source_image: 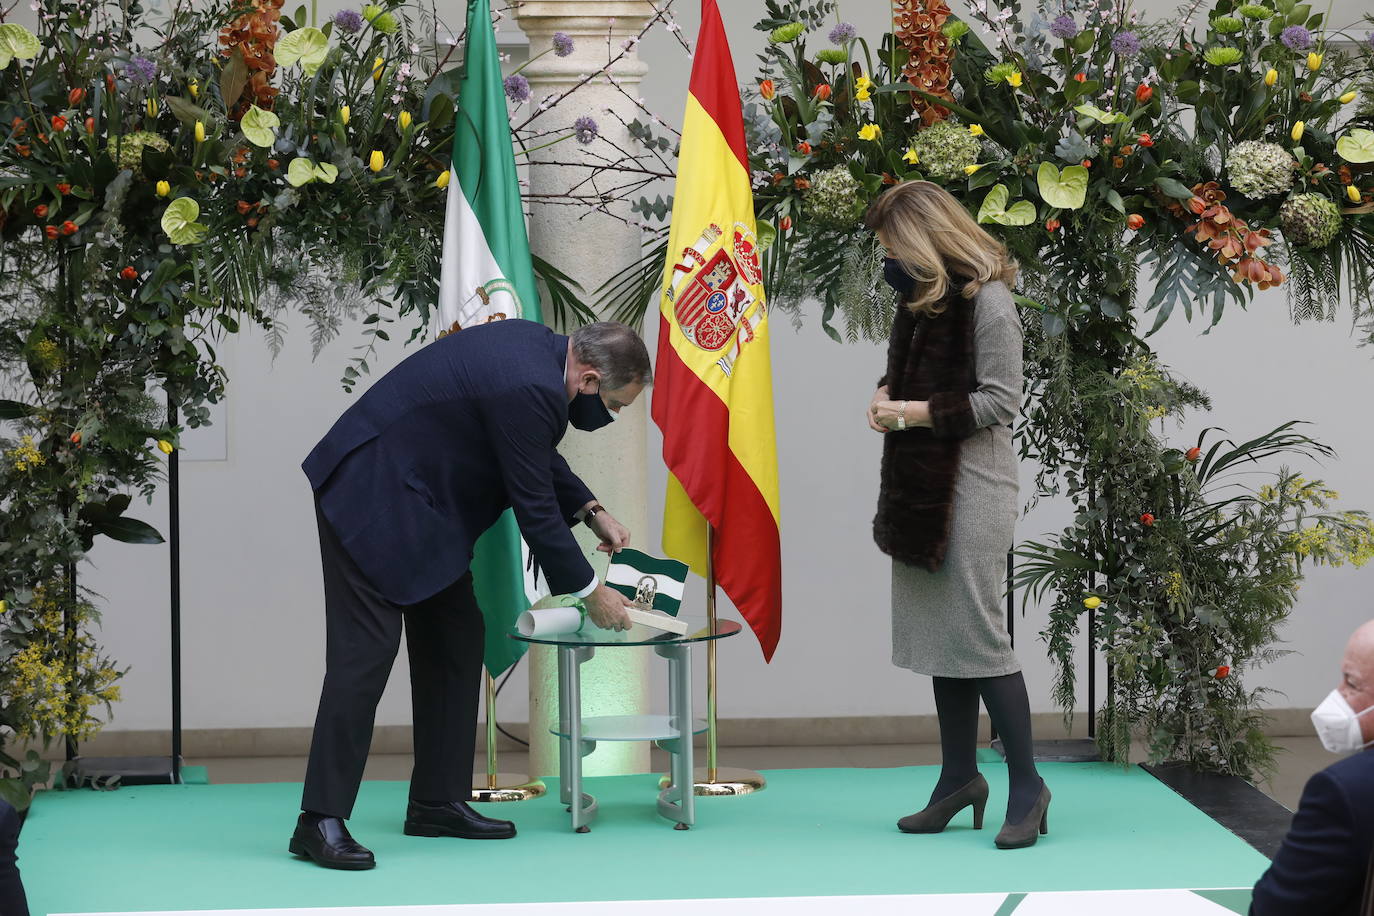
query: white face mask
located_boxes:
[1311,689,1374,754]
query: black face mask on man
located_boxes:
[883,257,917,301]
[569,390,615,432]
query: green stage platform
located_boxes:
[20,763,1272,914]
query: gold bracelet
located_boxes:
[897,401,907,431]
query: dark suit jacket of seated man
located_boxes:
[292,318,646,869]
[1250,750,1374,915]
[0,799,29,916]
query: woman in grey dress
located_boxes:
[863,181,1050,849]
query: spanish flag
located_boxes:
[653,0,782,660]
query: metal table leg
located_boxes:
[563,645,598,832]
[655,642,695,829]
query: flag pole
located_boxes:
[687,526,766,797]
[470,669,546,803]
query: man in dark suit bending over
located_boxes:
[290,319,649,870]
[1251,619,1374,914]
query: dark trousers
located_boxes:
[302,503,485,819]
[0,800,29,916]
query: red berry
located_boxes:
[119,266,138,281]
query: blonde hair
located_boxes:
[864,180,1018,317]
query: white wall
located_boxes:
[71,0,1374,737]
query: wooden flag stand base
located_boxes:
[471,670,546,803]
[660,529,767,798]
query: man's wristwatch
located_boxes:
[582,504,605,528]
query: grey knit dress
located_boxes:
[891,281,1023,678]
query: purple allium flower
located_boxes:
[1050,14,1080,39]
[552,31,574,57]
[332,9,364,33]
[503,73,531,103]
[828,21,857,44]
[573,115,598,144]
[1280,25,1312,50]
[1110,31,1141,57]
[125,56,157,85]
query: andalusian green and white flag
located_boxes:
[438,0,544,678]
[605,550,689,617]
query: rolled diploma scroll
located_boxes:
[516,600,585,637]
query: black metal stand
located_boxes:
[71,396,184,786]
[991,547,1100,763]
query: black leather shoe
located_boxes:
[288,813,376,870]
[404,799,517,839]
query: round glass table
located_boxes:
[511,617,742,832]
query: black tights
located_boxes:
[929,672,1042,824]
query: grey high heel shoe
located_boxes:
[994,782,1051,849]
[897,774,989,833]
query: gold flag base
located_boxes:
[470,774,547,803]
[659,766,767,796]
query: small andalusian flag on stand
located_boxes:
[605,549,689,616]
[437,0,543,678]
[652,0,782,660]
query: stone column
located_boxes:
[514,1,657,778]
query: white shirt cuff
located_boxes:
[572,576,598,599]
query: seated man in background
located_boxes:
[1251,619,1374,915]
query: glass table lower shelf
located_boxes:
[549,715,708,743]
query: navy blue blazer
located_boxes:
[303,320,596,606]
[1251,749,1374,915]
[0,799,28,916]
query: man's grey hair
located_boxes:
[570,321,653,391]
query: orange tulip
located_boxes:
[1045,218,1061,232]
[1127,213,1145,230]
[1135,84,1153,103]
[759,79,776,100]
[813,83,832,100]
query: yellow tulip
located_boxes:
[157,440,174,455]
[855,85,871,101]
[341,105,351,125]
[146,97,158,117]
[855,74,873,91]
[902,147,919,165]
[369,150,385,172]
[969,123,984,136]
[1264,68,1277,87]
[857,123,881,141]
[1007,71,1023,88]
[194,120,205,143]
[1307,52,1322,72]
[399,110,413,130]
[372,56,385,81]
[1083,596,1102,610]
[188,80,199,98]
[1349,185,1363,203]
[156,180,170,197]
[1340,90,1357,104]
[964,164,983,175]
[435,169,451,189]
[1291,120,1304,142]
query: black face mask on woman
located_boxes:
[882,257,917,301]
[568,390,615,431]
